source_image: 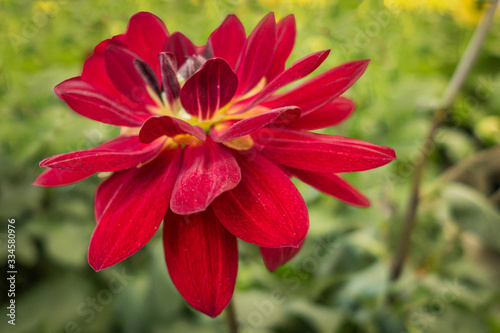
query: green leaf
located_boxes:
[443,183,500,251]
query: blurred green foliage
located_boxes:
[1,0,500,332]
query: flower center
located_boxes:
[132,55,268,149]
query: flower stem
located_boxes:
[225,300,239,333]
[389,0,499,282]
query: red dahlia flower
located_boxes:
[35,12,395,317]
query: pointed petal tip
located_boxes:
[33,168,95,187]
[265,265,279,273]
[200,304,228,318]
[88,249,125,272]
[359,200,371,208]
[88,259,106,272]
[389,148,397,159]
[263,11,276,27]
[359,58,371,68]
[32,179,46,187]
[260,242,304,272]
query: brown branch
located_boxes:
[225,300,239,333]
[389,0,499,282]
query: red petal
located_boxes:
[264,59,370,112]
[55,78,149,127]
[93,38,113,55]
[89,147,181,271]
[122,12,169,75]
[171,139,241,214]
[33,168,94,187]
[259,241,303,272]
[80,54,150,114]
[139,115,206,143]
[285,97,355,130]
[94,171,122,222]
[105,45,156,106]
[253,129,396,173]
[163,208,238,318]
[39,136,164,172]
[234,13,276,96]
[212,152,309,248]
[236,50,330,114]
[207,14,246,69]
[133,59,161,98]
[211,106,300,143]
[163,32,197,68]
[180,58,238,120]
[159,52,181,105]
[265,14,296,82]
[288,168,370,207]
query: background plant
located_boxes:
[1,0,499,332]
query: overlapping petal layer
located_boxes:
[180,58,238,120]
[212,152,309,248]
[235,13,277,96]
[170,138,241,215]
[253,129,396,173]
[264,59,370,112]
[139,115,206,143]
[211,106,301,143]
[40,136,165,172]
[89,147,181,271]
[55,78,149,127]
[207,15,246,69]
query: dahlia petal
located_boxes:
[207,14,246,69]
[163,32,197,68]
[253,129,396,173]
[163,208,238,318]
[264,59,370,112]
[170,138,241,215]
[80,54,149,113]
[211,106,301,143]
[288,168,370,207]
[265,14,296,82]
[285,97,355,130]
[133,59,161,98]
[33,168,94,187]
[235,12,276,96]
[212,152,309,248]
[94,171,123,222]
[55,78,148,127]
[237,50,330,113]
[105,44,156,106]
[123,12,169,73]
[89,147,181,271]
[159,52,181,105]
[259,241,303,273]
[139,115,206,143]
[93,38,113,55]
[180,58,238,120]
[81,55,119,98]
[39,135,164,172]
